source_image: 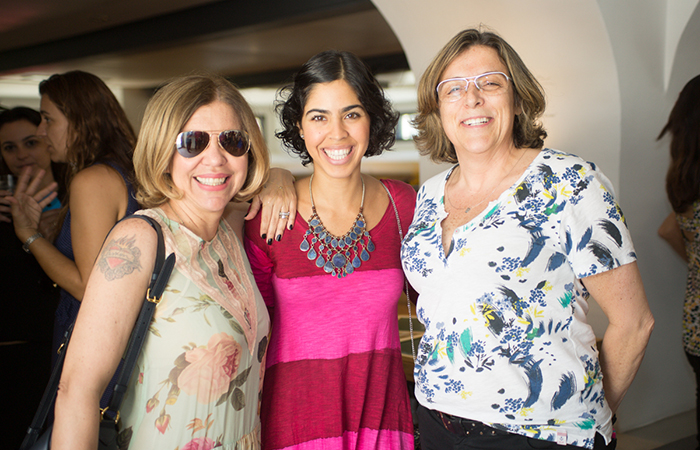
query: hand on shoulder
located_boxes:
[224,202,249,241]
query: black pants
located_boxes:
[686,351,700,450]
[417,404,615,450]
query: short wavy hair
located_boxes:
[275,50,399,166]
[414,28,547,164]
[134,74,269,207]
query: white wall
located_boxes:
[374,0,700,432]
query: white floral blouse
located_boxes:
[401,149,636,448]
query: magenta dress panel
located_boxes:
[245,179,416,450]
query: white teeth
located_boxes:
[324,148,351,160]
[195,177,226,186]
[464,117,489,126]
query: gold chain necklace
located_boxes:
[447,150,527,214]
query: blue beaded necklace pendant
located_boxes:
[299,174,375,278]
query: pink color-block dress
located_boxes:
[245,179,415,450]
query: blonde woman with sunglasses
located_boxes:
[52,74,270,449]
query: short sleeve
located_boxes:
[559,161,637,278]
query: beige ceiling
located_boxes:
[0,0,407,89]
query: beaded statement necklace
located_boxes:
[299,174,375,278]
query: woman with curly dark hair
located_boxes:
[244,50,415,449]
[658,74,700,450]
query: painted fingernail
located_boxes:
[261,234,266,240]
[275,235,281,242]
[289,224,294,230]
[267,238,273,245]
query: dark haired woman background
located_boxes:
[658,74,700,450]
[245,50,415,450]
[0,106,62,448]
[5,71,140,409]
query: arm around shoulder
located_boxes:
[52,217,158,450]
[224,202,249,242]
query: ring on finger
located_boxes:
[279,211,290,219]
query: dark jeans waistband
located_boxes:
[434,409,507,437]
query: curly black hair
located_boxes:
[275,50,399,166]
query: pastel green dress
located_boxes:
[118,208,270,450]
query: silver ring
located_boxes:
[279,211,290,219]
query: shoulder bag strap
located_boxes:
[380,182,416,363]
[20,214,175,449]
[102,214,175,421]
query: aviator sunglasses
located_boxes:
[175,130,250,158]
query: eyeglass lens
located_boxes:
[437,72,509,102]
[176,130,249,158]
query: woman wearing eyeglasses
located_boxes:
[52,74,270,449]
[401,29,653,449]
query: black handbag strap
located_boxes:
[20,214,175,449]
[102,214,175,421]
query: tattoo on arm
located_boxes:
[97,235,142,281]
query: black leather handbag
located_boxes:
[20,215,176,450]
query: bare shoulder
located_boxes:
[224,202,248,241]
[70,165,127,206]
[71,164,126,189]
[95,216,159,281]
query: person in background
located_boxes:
[658,74,700,450]
[401,28,653,449]
[53,73,270,449]
[0,106,62,449]
[245,50,415,450]
[5,71,140,409]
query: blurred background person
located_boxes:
[658,74,700,450]
[0,106,62,449]
[5,71,140,410]
[402,28,653,449]
[53,73,270,449]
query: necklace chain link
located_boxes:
[447,150,527,214]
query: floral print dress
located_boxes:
[118,208,270,450]
[401,149,636,449]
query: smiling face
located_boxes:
[298,79,370,179]
[0,119,52,178]
[169,100,248,217]
[438,45,521,159]
[37,95,71,163]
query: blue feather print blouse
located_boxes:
[401,148,636,448]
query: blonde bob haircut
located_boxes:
[414,28,547,164]
[134,74,269,207]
